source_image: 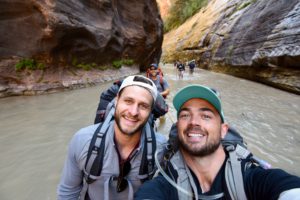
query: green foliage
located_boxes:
[122,59,134,66]
[72,57,78,66]
[97,65,109,70]
[112,59,134,69]
[112,60,123,69]
[72,58,134,71]
[76,63,92,71]
[164,0,209,33]
[15,58,45,71]
[72,57,92,70]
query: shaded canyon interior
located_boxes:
[0,0,299,97]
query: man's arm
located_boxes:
[245,167,300,200]
[57,131,87,200]
[161,88,170,97]
[161,80,170,97]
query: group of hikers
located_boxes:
[174,60,196,79]
[57,63,300,200]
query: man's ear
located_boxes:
[221,123,229,139]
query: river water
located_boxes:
[0,64,299,199]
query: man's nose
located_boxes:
[128,104,139,116]
[189,113,201,125]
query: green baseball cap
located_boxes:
[173,84,225,122]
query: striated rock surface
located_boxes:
[162,0,300,94]
[0,0,163,97]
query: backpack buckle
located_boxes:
[85,174,95,184]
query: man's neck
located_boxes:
[114,127,141,160]
[150,75,158,80]
[181,146,226,193]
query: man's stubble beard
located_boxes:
[115,111,149,136]
[178,125,222,157]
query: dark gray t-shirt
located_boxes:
[151,75,169,93]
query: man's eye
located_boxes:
[179,113,191,119]
[124,99,133,104]
[202,114,212,120]
[140,104,150,110]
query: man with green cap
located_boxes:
[135,84,300,200]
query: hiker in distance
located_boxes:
[177,62,185,79]
[135,84,300,200]
[57,75,167,200]
[147,63,170,99]
[188,60,196,75]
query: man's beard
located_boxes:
[178,126,222,157]
[115,112,148,136]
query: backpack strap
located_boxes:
[139,122,157,181]
[80,107,115,199]
[159,74,165,91]
[225,144,250,200]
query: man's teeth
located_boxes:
[188,133,204,137]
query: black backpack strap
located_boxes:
[84,124,107,183]
[80,107,115,199]
[139,122,157,181]
[80,123,107,199]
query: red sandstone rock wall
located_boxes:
[0,0,163,68]
[0,0,163,97]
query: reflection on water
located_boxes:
[0,64,299,199]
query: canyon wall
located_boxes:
[162,0,300,94]
[0,0,163,97]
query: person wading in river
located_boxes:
[147,63,170,99]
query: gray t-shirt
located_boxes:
[152,75,169,93]
[57,122,167,200]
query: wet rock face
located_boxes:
[211,0,300,94]
[214,0,300,69]
[0,0,163,68]
[162,0,300,94]
[0,0,163,97]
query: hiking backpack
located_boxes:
[82,79,169,198]
[159,123,271,200]
[82,101,158,199]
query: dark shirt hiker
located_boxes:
[147,63,170,99]
[134,84,300,200]
[135,158,300,200]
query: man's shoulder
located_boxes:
[74,123,99,138]
[71,124,100,148]
[158,75,169,86]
